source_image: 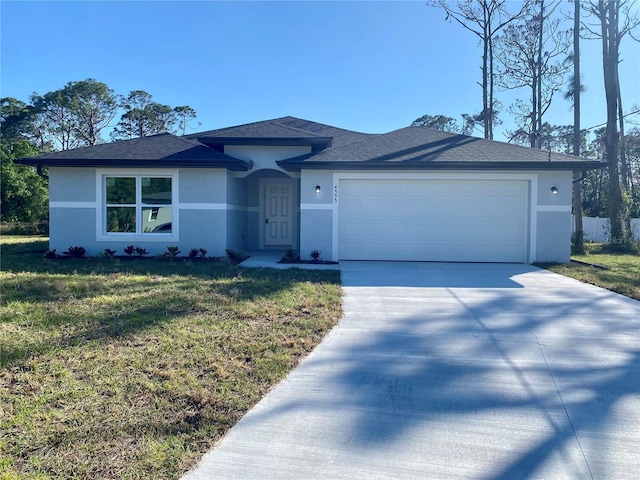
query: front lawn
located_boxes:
[541,244,640,301]
[0,237,342,479]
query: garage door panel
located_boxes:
[339,179,528,263]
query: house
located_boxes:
[16,116,602,263]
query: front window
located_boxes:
[105,176,172,234]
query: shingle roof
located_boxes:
[15,133,251,170]
[278,126,602,171]
[16,117,602,172]
[189,116,375,148]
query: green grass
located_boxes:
[540,243,640,301]
[0,236,342,479]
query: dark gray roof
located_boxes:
[15,133,251,170]
[188,116,375,148]
[16,117,602,172]
[278,126,603,171]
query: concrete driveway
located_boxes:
[183,262,640,480]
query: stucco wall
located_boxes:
[49,168,96,202]
[536,212,571,263]
[179,169,227,204]
[299,170,334,260]
[226,172,248,252]
[299,169,574,264]
[48,167,235,256]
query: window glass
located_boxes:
[142,207,172,233]
[104,175,173,235]
[107,207,136,233]
[142,177,171,205]
[106,177,135,204]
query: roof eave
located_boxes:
[14,158,253,171]
[277,160,606,172]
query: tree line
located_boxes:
[419,0,639,249]
[1,80,198,222]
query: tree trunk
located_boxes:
[482,5,490,139]
[601,0,626,243]
[617,89,632,235]
[573,0,584,254]
[536,1,545,149]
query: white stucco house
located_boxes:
[17,116,602,263]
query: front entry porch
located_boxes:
[242,170,300,252]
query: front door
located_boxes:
[264,182,293,246]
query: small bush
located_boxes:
[283,249,299,261]
[225,249,247,264]
[63,246,86,258]
[124,245,135,256]
[135,247,148,257]
[601,241,640,255]
[188,248,208,259]
[103,248,117,259]
[163,246,181,259]
[44,249,57,259]
[310,249,321,262]
[1,222,49,236]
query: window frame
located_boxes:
[96,169,179,242]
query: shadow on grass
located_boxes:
[1,239,340,369]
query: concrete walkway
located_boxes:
[239,250,339,270]
[183,261,640,480]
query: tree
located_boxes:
[29,79,121,150]
[0,97,37,143]
[495,0,571,149]
[0,140,48,222]
[111,91,196,140]
[174,106,198,135]
[429,0,529,139]
[30,89,78,151]
[411,114,461,133]
[64,79,121,146]
[583,0,639,244]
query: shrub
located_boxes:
[188,248,200,259]
[198,248,207,258]
[134,247,148,257]
[124,245,135,256]
[44,249,57,259]
[103,248,117,259]
[310,249,321,262]
[163,246,181,259]
[63,246,86,258]
[283,249,299,262]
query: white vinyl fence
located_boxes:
[572,216,640,242]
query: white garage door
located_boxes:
[339,179,529,263]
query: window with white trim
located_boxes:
[104,176,173,234]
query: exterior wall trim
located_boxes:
[537,205,572,212]
[180,203,247,211]
[50,201,97,209]
[300,203,333,210]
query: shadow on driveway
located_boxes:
[184,262,640,480]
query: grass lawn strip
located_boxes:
[540,245,639,301]
[1,237,342,479]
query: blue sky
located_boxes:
[1,1,638,142]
